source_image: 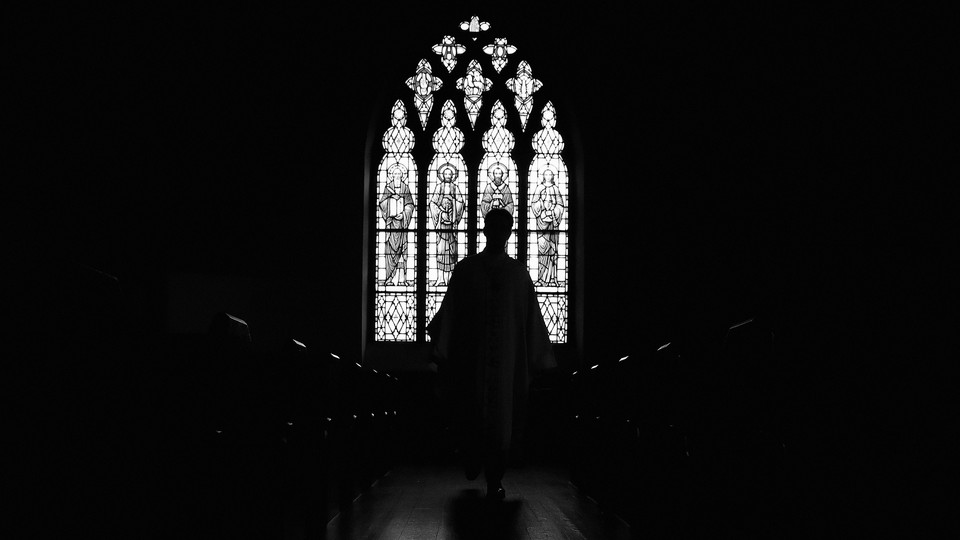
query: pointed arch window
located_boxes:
[365,15,578,348]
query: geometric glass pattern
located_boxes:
[537,294,568,344]
[375,100,418,341]
[432,35,466,73]
[476,100,519,258]
[371,16,571,343]
[460,15,491,42]
[427,100,467,299]
[456,59,493,130]
[528,102,568,342]
[505,61,542,132]
[483,37,517,73]
[375,293,417,342]
[406,59,443,131]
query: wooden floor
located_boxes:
[323,463,630,540]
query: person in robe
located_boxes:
[427,208,557,500]
[378,163,415,286]
[480,163,515,218]
[530,168,565,286]
[429,164,465,286]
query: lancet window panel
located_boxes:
[476,99,520,258]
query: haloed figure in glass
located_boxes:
[480,163,515,218]
[380,164,415,286]
[531,168,564,286]
[430,164,465,286]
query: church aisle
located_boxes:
[325,462,629,540]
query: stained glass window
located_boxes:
[369,16,574,344]
[375,101,418,341]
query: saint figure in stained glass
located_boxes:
[430,163,465,286]
[379,163,416,286]
[531,167,565,286]
[480,163,515,217]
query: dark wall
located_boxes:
[16,2,946,533]
[20,3,932,369]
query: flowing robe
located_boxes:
[427,251,556,454]
[378,180,415,283]
[531,182,565,285]
[430,182,465,273]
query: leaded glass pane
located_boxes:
[432,35,466,72]
[482,38,517,73]
[424,293,445,341]
[528,103,569,343]
[427,100,467,290]
[375,101,418,341]
[370,17,574,346]
[536,294,568,343]
[375,293,417,342]
[476,100,519,258]
[406,60,443,131]
[456,60,493,130]
[459,15,490,41]
[505,61,542,132]
[427,230,467,289]
[527,231,568,290]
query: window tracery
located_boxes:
[369,16,574,344]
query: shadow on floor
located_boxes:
[448,489,525,540]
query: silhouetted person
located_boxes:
[427,208,556,500]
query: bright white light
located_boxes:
[292,339,305,348]
[325,417,332,422]
[729,318,754,330]
[286,422,293,426]
[657,342,671,351]
[571,371,578,376]
[590,364,599,370]
[330,353,340,359]
[355,362,362,368]
[619,355,629,362]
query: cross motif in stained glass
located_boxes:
[455,60,493,130]
[459,15,490,41]
[406,60,443,131]
[505,61,543,132]
[432,35,466,73]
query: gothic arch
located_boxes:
[362,15,583,367]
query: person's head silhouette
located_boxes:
[483,208,513,252]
